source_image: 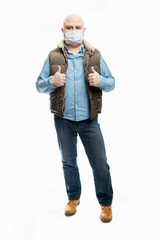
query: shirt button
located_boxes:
[75,81,77,83]
[75,70,77,72]
[75,93,77,95]
[76,104,78,107]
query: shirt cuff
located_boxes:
[49,76,58,90]
[98,76,108,90]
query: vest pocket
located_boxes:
[95,97,102,111]
[50,95,59,113]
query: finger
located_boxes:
[89,80,93,84]
[61,75,66,80]
[61,78,66,83]
[60,79,66,84]
[88,76,94,80]
[57,65,61,73]
[88,73,94,77]
[91,66,96,73]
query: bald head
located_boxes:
[63,14,84,29]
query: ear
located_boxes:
[83,27,86,37]
[61,28,65,38]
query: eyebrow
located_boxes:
[65,25,82,28]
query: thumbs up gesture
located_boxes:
[88,66,101,87]
[51,65,66,87]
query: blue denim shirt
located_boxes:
[36,44,115,121]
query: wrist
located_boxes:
[50,76,55,85]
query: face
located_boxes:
[61,15,86,38]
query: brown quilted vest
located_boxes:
[49,40,102,120]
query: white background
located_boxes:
[0,0,160,239]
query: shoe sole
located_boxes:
[100,216,112,223]
[65,202,80,216]
[65,211,76,216]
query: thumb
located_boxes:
[91,66,96,73]
[57,65,61,73]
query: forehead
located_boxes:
[63,16,83,27]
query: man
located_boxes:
[36,13,115,223]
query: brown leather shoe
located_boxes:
[65,200,80,216]
[100,206,112,223]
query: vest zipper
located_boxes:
[62,63,68,116]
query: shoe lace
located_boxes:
[68,200,78,205]
[102,206,111,211]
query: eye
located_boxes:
[66,26,73,30]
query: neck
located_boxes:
[65,42,83,50]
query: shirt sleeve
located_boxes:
[36,56,58,94]
[98,55,115,92]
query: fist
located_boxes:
[88,66,101,87]
[51,66,66,87]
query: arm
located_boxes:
[36,56,57,94]
[98,55,115,92]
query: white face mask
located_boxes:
[64,30,83,45]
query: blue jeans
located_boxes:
[54,114,113,206]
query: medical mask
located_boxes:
[64,30,83,45]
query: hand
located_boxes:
[88,66,101,87]
[51,66,66,87]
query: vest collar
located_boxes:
[57,39,95,54]
[57,40,65,52]
[83,40,95,54]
